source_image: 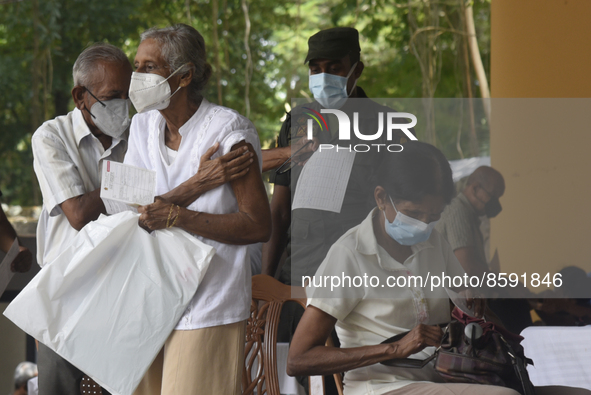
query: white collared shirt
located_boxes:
[124,98,262,330]
[32,108,127,267]
[308,208,466,395]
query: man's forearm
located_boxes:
[60,188,106,231]
[0,215,17,253]
[261,147,290,173]
[262,184,292,277]
[262,228,289,277]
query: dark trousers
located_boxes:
[38,342,111,395]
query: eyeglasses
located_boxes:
[84,88,107,119]
[478,184,496,199]
[275,140,313,175]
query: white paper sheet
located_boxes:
[292,149,355,213]
[100,161,156,214]
[521,326,591,389]
[445,287,477,317]
[0,238,19,297]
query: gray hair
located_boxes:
[73,43,129,88]
[140,24,213,104]
[14,362,37,389]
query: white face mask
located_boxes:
[129,65,186,113]
[308,62,358,109]
[85,90,130,139]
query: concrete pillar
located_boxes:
[490,0,591,278]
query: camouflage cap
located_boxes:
[304,27,361,64]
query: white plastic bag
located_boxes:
[4,211,215,395]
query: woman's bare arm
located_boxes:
[160,143,253,207]
[287,305,443,377]
[139,141,271,244]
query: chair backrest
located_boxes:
[80,375,105,394]
[243,275,343,395]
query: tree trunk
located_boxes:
[465,3,491,123]
[460,0,479,157]
[241,0,252,118]
[222,0,230,67]
[212,0,223,105]
[185,0,192,24]
[31,0,42,205]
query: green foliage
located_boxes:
[0,0,149,205]
[0,0,491,206]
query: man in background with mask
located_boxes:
[435,166,505,277]
[0,190,33,274]
[263,28,412,394]
[263,27,411,284]
[31,42,131,395]
[435,166,536,333]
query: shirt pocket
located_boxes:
[291,216,326,246]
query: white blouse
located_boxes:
[124,98,262,330]
[308,208,466,395]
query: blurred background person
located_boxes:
[0,190,32,273]
[435,166,533,333]
[533,266,591,326]
[12,362,37,395]
[435,166,504,277]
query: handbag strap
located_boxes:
[498,335,537,395]
[381,351,438,368]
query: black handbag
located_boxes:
[381,308,536,395]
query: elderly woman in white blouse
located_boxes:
[124,24,271,395]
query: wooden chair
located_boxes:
[243,274,344,395]
[80,375,105,394]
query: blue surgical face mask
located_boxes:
[308,62,358,109]
[383,196,438,246]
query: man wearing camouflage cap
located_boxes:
[262,27,411,284]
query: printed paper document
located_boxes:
[292,149,355,213]
[100,161,156,214]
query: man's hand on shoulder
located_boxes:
[11,244,33,273]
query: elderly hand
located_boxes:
[194,142,253,189]
[10,245,33,273]
[292,137,319,166]
[390,324,443,358]
[138,197,181,231]
[462,288,487,318]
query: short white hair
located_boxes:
[140,24,212,104]
[14,362,37,389]
[72,43,129,88]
